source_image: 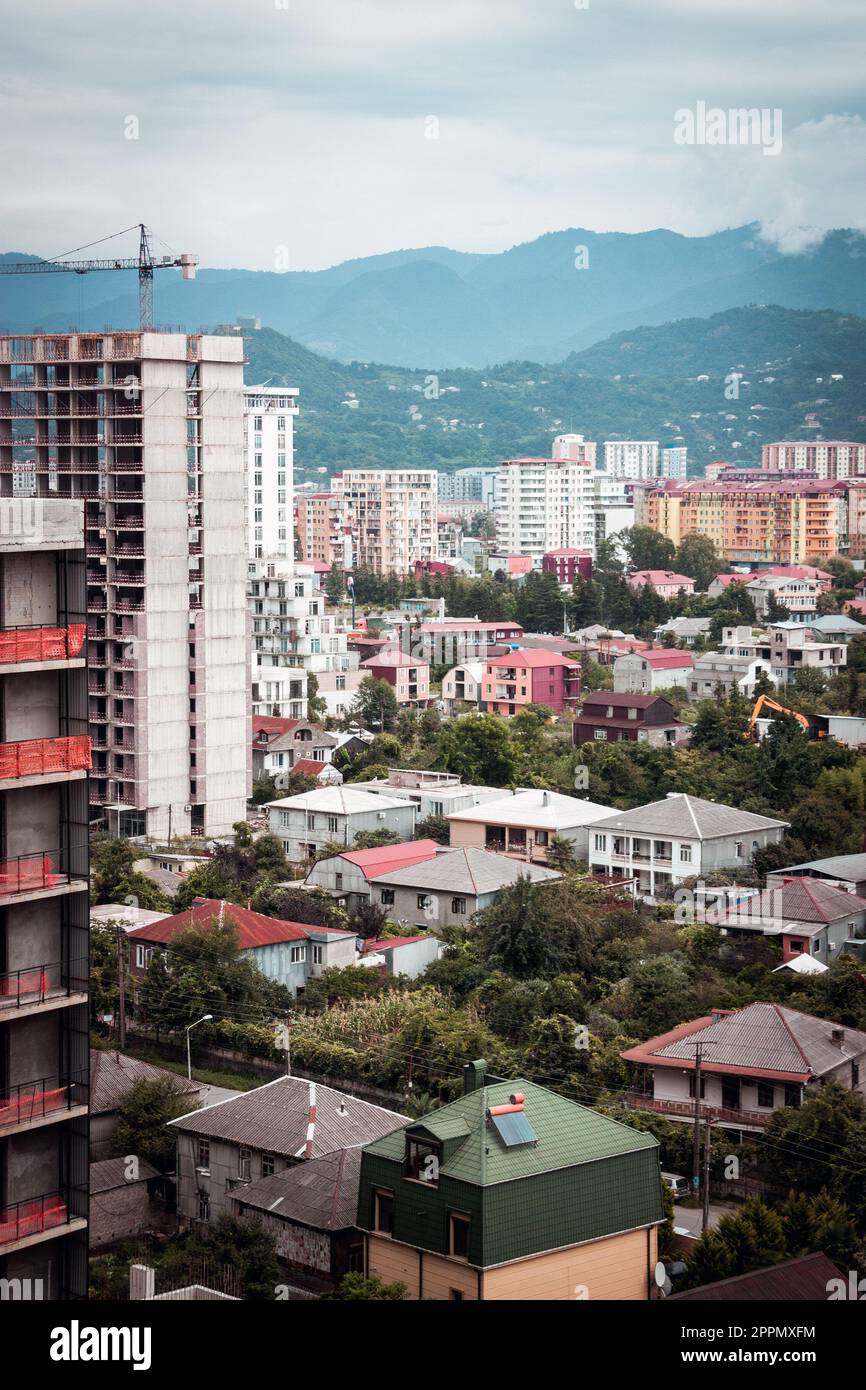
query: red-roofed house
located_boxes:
[252,718,337,783]
[843,598,866,620]
[360,648,430,707]
[622,1002,866,1139]
[626,570,695,599]
[127,899,356,996]
[613,648,694,693]
[573,692,689,748]
[715,876,866,963]
[303,839,441,913]
[480,648,581,715]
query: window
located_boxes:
[449,1288,464,1301]
[312,945,323,965]
[238,1148,252,1180]
[135,944,152,969]
[406,1137,441,1185]
[381,889,395,905]
[335,872,343,890]
[327,816,339,834]
[451,896,467,915]
[374,1189,394,1235]
[853,1062,860,1087]
[757,1081,774,1108]
[687,1074,706,1099]
[593,833,606,852]
[197,1139,210,1170]
[262,1153,276,1177]
[679,845,692,863]
[594,729,607,740]
[448,1212,470,1260]
[735,841,743,859]
[784,1084,801,1109]
[417,894,432,911]
[197,1192,210,1221]
[291,945,306,963]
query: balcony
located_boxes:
[0,1192,86,1254]
[0,1070,88,1136]
[624,1092,773,1129]
[0,846,88,902]
[0,734,91,785]
[0,956,88,1019]
[0,623,86,667]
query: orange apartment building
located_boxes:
[635,478,848,568]
[295,491,345,567]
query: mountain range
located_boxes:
[3,225,866,369]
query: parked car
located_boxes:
[662,1171,690,1201]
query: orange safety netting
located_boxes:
[0,1196,68,1246]
[0,735,91,780]
[0,1086,67,1129]
[0,969,49,997]
[0,856,59,896]
[0,624,87,662]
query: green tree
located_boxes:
[331,1273,407,1300]
[350,899,390,940]
[307,672,328,722]
[623,525,676,573]
[675,533,722,592]
[437,713,519,786]
[475,876,555,979]
[350,676,399,732]
[113,1075,200,1172]
[546,835,579,873]
[414,814,451,844]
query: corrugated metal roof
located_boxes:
[233,1146,362,1231]
[126,899,352,949]
[362,1078,658,1186]
[776,854,866,882]
[593,793,788,840]
[370,847,561,896]
[336,838,440,880]
[669,1252,842,1301]
[90,1156,160,1193]
[169,1076,407,1158]
[90,1049,203,1116]
[447,789,614,830]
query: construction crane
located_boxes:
[0,223,197,330]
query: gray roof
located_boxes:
[90,1156,160,1194]
[655,617,712,635]
[774,854,866,883]
[719,877,866,935]
[649,1003,866,1078]
[233,1145,362,1231]
[447,788,614,830]
[168,1076,407,1159]
[593,793,788,840]
[90,1049,203,1116]
[808,615,866,635]
[370,847,561,895]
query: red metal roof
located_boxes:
[127,899,352,948]
[338,839,440,881]
[293,759,327,776]
[361,648,430,670]
[361,935,431,953]
[641,649,694,668]
[486,648,580,670]
[252,716,300,741]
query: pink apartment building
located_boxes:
[361,648,431,707]
[480,648,581,716]
[627,570,696,600]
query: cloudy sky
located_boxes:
[2,0,865,270]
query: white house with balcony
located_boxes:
[588,793,788,897]
[267,786,417,862]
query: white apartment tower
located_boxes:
[244,384,299,558]
[603,440,660,480]
[0,331,249,840]
[495,440,597,563]
[333,470,437,574]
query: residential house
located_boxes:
[351,768,505,821]
[89,1157,170,1250]
[447,788,615,864]
[480,648,581,715]
[715,876,866,966]
[668,1252,843,1302]
[541,549,592,585]
[622,1002,866,1141]
[357,1062,665,1300]
[170,1076,407,1224]
[416,620,524,665]
[746,574,820,622]
[441,661,485,713]
[688,649,770,700]
[360,936,443,979]
[588,792,788,897]
[768,624,847,686]
[251,717,337,783]
[613,648,694,694]
[267,786,417,862]
[573,693,689,748]
[806,614,866,643]
[369,846,561,932]
[652,616,712,646]
[360,648,430,708]
[232,1146,366,1290]
[767,852,866,899]
[126,899,356,998]
[90,1050,203,1160]
[626,570,695,600]
[304,839,442,915]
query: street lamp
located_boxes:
[186,1014,213,1081]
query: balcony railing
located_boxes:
[0,623,86,664]
[0,1192,72,1248]
[0,956,88,1009]
[624,1091,774,1128]
[0,734,91,780]
[0,1070,88,1132]
[0,847,88,898]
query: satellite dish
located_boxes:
[654,1261,667,1289]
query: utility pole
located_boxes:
[702,1116,713,1233]
[116,921,127,1049]
[685,1040,716,1201]
[285,1013,292,1077]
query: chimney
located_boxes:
[463,1059,488,1094]
[831,1027,845,1047]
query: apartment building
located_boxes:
[0,498,90,1300]
[480,648,581,715]
[295,491,347,567]
[360,648,431,707]
[357,1063,664,1301]
[333,470,437,575]
[0,331,249,840]
[437,467,498,507]
[248,555,356,719]
[603,440,659,479]
[660,445,688,480]
[635,478,846,568]
[626,570,695,600]
[762,441,866,480]
[541,548,592,585]
[244,384,298,559]
[495,440,597,563]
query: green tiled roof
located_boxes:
[362,1078,657,1186]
